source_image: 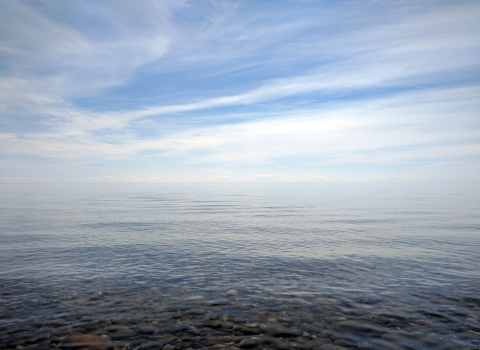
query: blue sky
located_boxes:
[1,0,479,182]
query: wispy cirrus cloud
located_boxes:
[0,0,479,181]
[0,0,181,111]
[1,87,479,169]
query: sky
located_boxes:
[1,0,479,182]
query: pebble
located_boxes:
[89,329,109,336]
[258,337,289,349]
[52,336,66,343]
[239,339,257,349]
[157,323,190,334]
[111,317,130,324]
[137,324,156,334]
[108,329,136,340]
[220,322,234,329]
[1,279,478,350]
[105,325,131,332]
[241,327,262,335]
[333,339,355,347]
[154,335,176,342]
[318,345,347,350]
[226,290,238,296]
[58,334,112,350]
[332,320,386,337]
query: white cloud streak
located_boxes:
[1,0,480,181]
[1,0,476,133]
[0,0,181,102]
[1,87,479,169]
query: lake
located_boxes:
[0,183,479,350]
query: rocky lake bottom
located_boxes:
[0,184,479,350]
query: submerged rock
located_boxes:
[58,334,112,350]
[137,324,156,334]
[108,328,136,340]
[157,323,190,334]
[332,320,387,337]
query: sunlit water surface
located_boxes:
[0,184,479,350]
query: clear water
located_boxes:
[0,183,479,350]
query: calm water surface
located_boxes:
[0,183,479,350]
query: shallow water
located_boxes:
[0,183,479,350]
